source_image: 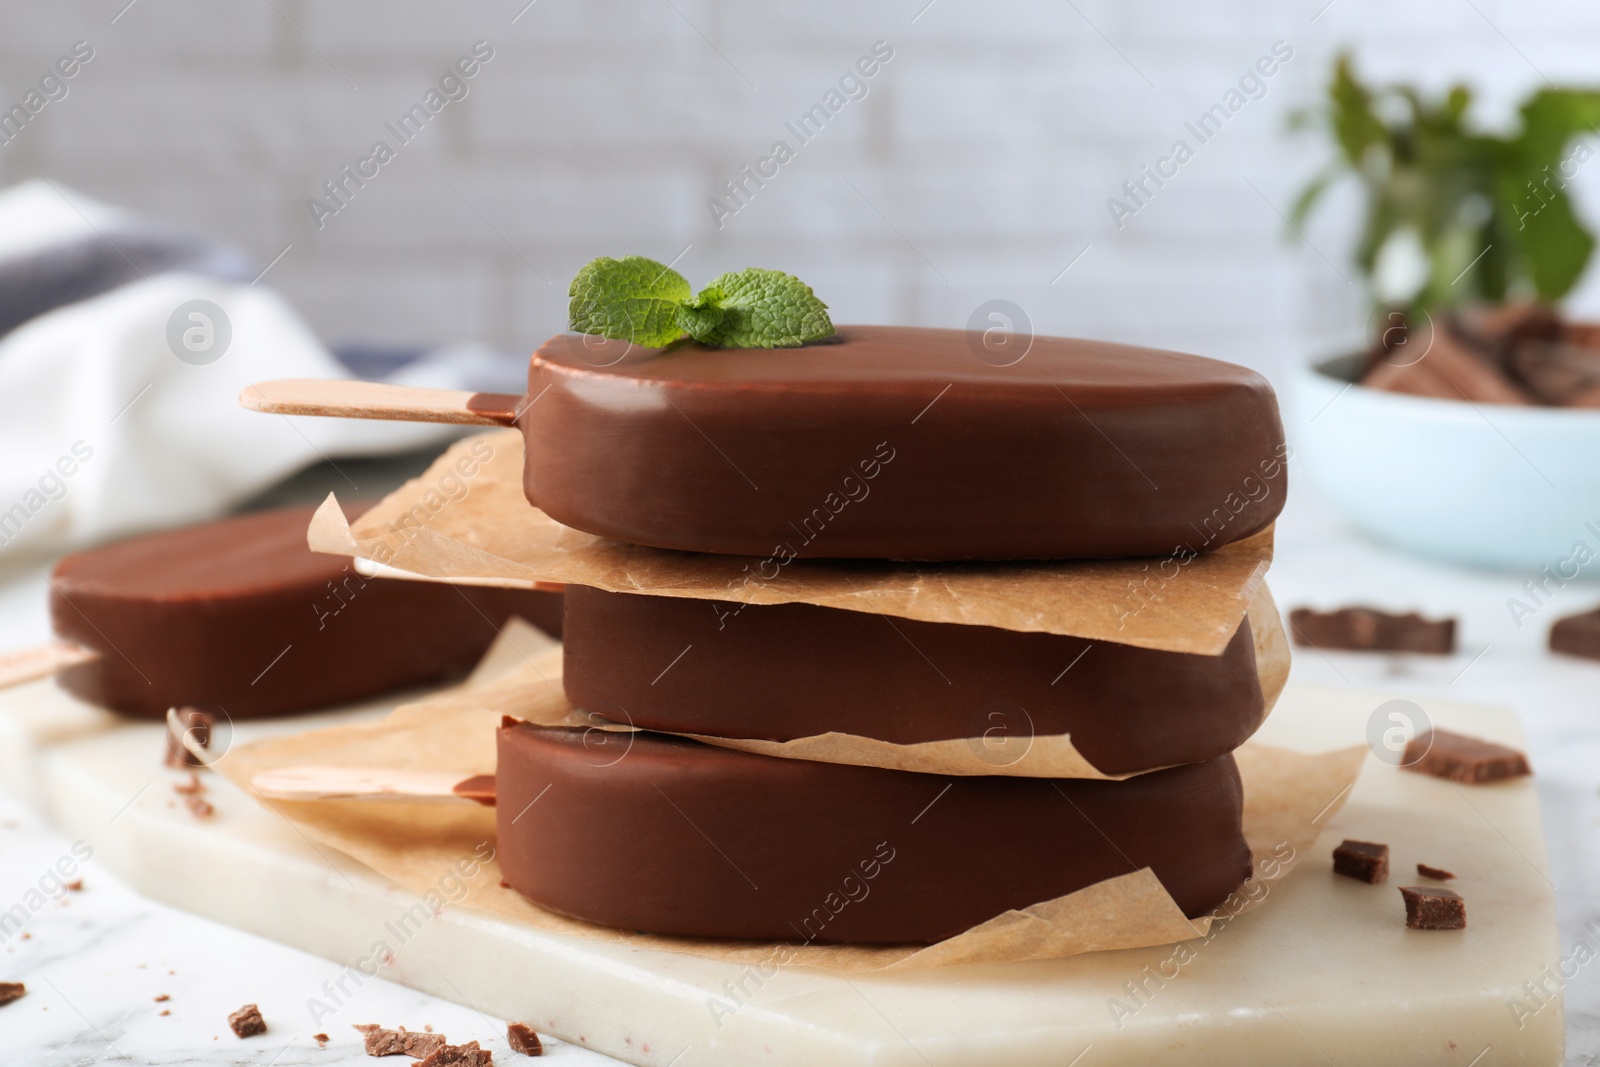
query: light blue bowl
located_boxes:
[1291,353,1600,571]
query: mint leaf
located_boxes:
[675,288,728,344]
[568,255,691,348]
[686,269,835,348]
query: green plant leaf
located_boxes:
[683,269,835,348]
[568,255,692,348]
[675,288,728,344]
[1328,53,1389,168]
[1515,90,1600,164]
[1500,180,1595,300]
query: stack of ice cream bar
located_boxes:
[29,324,1289,949]
[481,325,1289,945]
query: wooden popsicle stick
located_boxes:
[0,641,99,690]
[239,380,523,427]
[251,766,496,805]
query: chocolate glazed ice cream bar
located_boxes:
[494,723,1251,943]
[43,505,562,719]
[249,727,1252,943]
[561,585,1268,775]
[241,326,1288,560]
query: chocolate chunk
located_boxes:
[417,1040,492,1067]
[1404,729,1531,784]
[50,504,563,720]
[565,585,1268,775]
[1400,885,1466,929]
[506,1023,543,1056]
[523,326,1286,560]
[1332,839,1389,884]
[356,1024,408,1056]
[0,982,25,1006]
[1506,339,1600,405]
[1551,606,1600,661]
[165,708,214,768]
[402,1031,447,1057]
[228,1003,267,1038]
[355,1025,445,1058]
[1289,607,1455,654]
[1417,863,1456,881]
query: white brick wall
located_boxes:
[3,0,1599,390]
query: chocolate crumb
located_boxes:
[228,1003,267,1038]
[159,1009,170,1016]
[0,982,25,1006]
[165,707,215,768]
[314,1033,329,1047]
[1404,729,1531,784]
[507,1022,543,1056]
[172,774,206,796]
[154,994,169,1002]
[1289,606,1455,654]
[184,794,215,819]
[1417,863,1456,881]
[1400,885,1466,930]
[64,880,83,892]
[418,1040,493,1066]
[1332,839,1389,884]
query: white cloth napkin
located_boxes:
[0,184,458,560]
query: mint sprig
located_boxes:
[567,256,835,349]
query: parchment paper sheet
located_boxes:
[218,622,1362,972]
[307,430,1274,656]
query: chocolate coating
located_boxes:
[50,505,563,719]
[561,586,1264,775]
[521,326,1286,560]
[497,723,1250,943]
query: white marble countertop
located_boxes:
[3,480,1600,1065]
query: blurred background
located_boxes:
[6,0,1594,383]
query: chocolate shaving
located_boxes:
[1417,863,1456,881]
[1360,305,1600,409]
[165,707,215,768]
[1404,728,1531,784]
[1289,607,1455,654]
[0,982,25,1006]
[417,1040,493,1067]
[1332,839,1389,884]
[1400,885,1466,930]
[1361,317,1534,404]
[506,1022,543,1056]
[228,1003,267,1038]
